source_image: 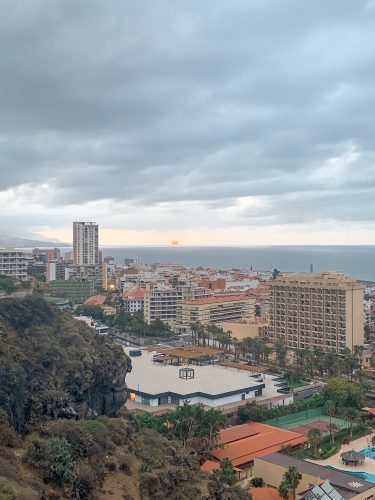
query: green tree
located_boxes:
[321,377,364,409]
[274,339,287,369]
[212,457,236,486]
[343,406,360,439]
[307,428,322,456]
[278,481,290,500]
[283,466,302,500]
[75,304,104,320]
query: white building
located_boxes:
[0,248,28,280]
[73,221,99,266]
[143,284,179,325]
[123,288,145,313]
[124,348,288,409]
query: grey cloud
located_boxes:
[0,0,374,233]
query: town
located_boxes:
[2,222,375,499]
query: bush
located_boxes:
[40,420,97,460]
[24,435,48,469]
[0,411,21,448]
[251,477,264,487]
[73,463,97,500]
[119,455,132,475]
[139,472,162,499]
[0,476,18,500]
[46,437,76,485]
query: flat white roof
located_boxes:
[124,348,280,399]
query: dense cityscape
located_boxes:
[1,0,375,498]
[2,222,375,498]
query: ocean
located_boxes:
[92,245,375,282]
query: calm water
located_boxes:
[94,246,375,282]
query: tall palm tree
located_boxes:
[325,400,336,444]
[307,427,322,456]
[284,466,302,500]
[278,481,289,500]
[344,407,359,438]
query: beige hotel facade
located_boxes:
[269,272,364,354]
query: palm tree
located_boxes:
[328,423,340,444]
[344,407,359,439]
[274,339,287,369]
[284,466,302,500]
[307,428,322,456]
[325,400,336,445]
[278,481,289,500]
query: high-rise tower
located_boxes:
[73,221,99,266]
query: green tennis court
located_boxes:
[265,407,348,436]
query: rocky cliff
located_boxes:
[0,294,131,432]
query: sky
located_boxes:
[1,0,375,245]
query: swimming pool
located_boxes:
[360,448,375,460]
[325,465,375,483]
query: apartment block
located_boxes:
[73,221,99,266]
[269,272,365,354]
[179,295,255,326]
[0,248,28,280]
[143,285,179,325]
[46,260,70,282]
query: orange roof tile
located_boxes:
[124,289,146,299]
[249,487,284,500]
[84,294,107,306]
[368,408,375,416]
[201,460,220,472]
[184,295,252,305]
[212,422,307,468]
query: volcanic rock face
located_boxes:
[0,294,131,432]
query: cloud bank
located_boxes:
[0,0,374,243]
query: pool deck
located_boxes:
[308,434,375,474]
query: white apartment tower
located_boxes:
[73,221,99,266]
[0,249,28,281]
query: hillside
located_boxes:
[0,296,249,499]
[0,234,69,248]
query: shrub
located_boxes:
[46,437,76,485]
[251,477,264,487]
[24,435,48,469]
[41,421,97,460]
[139,472,162,499]
[119,455,132,475]
[0,476,18,500]
[72,463,97,500]
[0,411,21,448]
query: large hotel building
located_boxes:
[269,272,364,354]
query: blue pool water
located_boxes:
[360,448,375,460]
[325,465,375,483]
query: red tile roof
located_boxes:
[212,422,307,468]
[249,487,284,500]
[84,294,107,306]
[123,289,146,299]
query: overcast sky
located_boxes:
[1,0,375,245]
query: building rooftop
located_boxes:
[184,295,253,305]
[212,423,307,468]
[123,289,146,299]
[249,487,284,500]
[258,453,374,496]
[123,348,278,400]
[84,294,106,306]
